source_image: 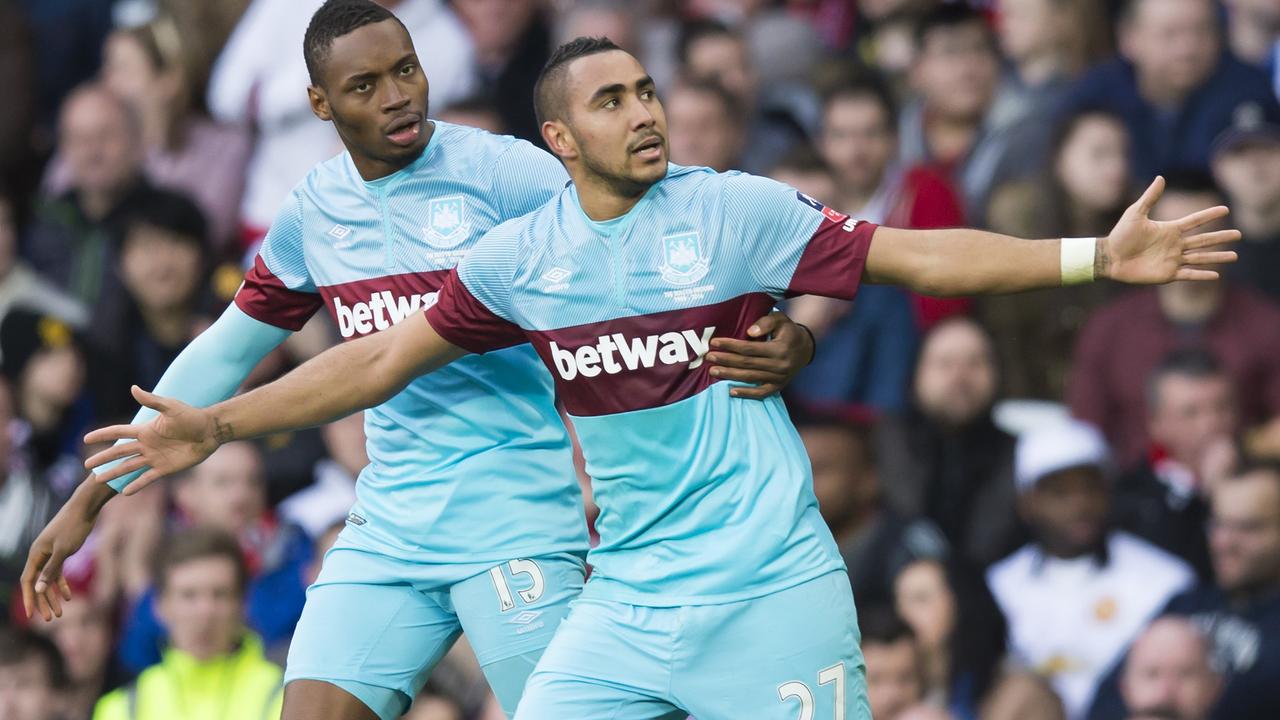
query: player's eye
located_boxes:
[640,90,654,100]
[354,82,372,94]
[603,98,619,109]
[400,64,416,76]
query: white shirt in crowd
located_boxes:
[986,531,1195,720]
[207,0,478,234]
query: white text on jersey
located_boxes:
[333,291,439,338]
[548,327,716,380]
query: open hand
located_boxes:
[704,311,814,400]
[83,386,222,493]
[1102,176,1240,284]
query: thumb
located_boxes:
[1135,175,1165,216]
[131,385,170,413]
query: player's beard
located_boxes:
[578,143,659,200]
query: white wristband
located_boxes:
[1061,237,1096,285]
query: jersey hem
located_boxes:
[578,561,845,608]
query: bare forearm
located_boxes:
[866,227,1103,296]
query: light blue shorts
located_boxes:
[284,543,586,719]
[514,570,869,720]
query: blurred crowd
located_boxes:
[1,0,1279,719]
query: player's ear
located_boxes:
[542,120,578,161]
[308,85,333,122]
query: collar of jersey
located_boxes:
[568,164,673,240]
[354,120,445,193]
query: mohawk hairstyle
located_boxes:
[534,36,624,127]
[304,0,403,85]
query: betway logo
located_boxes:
[549,327,715,380]
[334,291,438,338]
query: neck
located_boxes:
[924,110,979,162]
[1236,203,1280,239]
[350,122,434,182]
[1231,577,1280,608]
[140,101,172,151]
[1158,282,1221,324]
[924,646,950,692]
[79,186,125,221]
[1017,52,1065,86]
[1135,69,1189,109]
[141,306,191,346]
[1067,199,1109,236]
[831,506,875,545]
[575,172,651,222]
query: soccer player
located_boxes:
[19,6,813,720]
[82,38,1239,719]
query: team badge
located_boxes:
[658,231,710,286]
[424,195,471,249]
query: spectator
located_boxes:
[554,0,636,53]
[0,626,68,720]
[861,606,926,720]
[987,419,1194,720]
[982,109,1132,400]
[0,189,86,330]
[0,376,55,609]
[117,194,211,392]
[665,79,745,172]
[1222,0,1280,71]
[209,0,478,247]
[894,557,1063,720]
[1112,350,1238,581]
[452,0,548,143]
[899,4,1016,220]
[117,442,312,673]
[796,407,943,606]
[1119,617,1222,720]
[436,97,506,135]
[93,527,285,720]
[95,19,249,252]
[38,598,123,720]
[1064,0,1280,179]
[876,317,1022,568]
[0,310,93,495]
[1068,172,1280,467]
[1210,114,1280,301]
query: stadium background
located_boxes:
[1,0,1279,719]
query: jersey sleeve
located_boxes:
[424,225,527,354]
[233,191,324,330]
[724,173,878,300]
[493,140,570,219]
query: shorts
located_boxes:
[515,570,869,720]
[285,544,586,719]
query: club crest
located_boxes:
[424,195,471,249]
[658,231,710,286]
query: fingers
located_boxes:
[707,338,780,359]
[705,350,788,372]
[59,577,72,602]
[84,425,141,446]
[20,548,49,620]
[1176,205,1231,233]
[729,384,779,400]
[83,441,142,470]
[745,311,787,338]
[38,547,69,609]
[131,385,170,413]
[710,366,785,385]
[124,469,165,496]
[87,456,149,485]
[1182,251,1238,266]
[1175,267,1220,282]
[1134,176,1165,215]
[1182,228,1241,250]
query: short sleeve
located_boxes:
[233,192,323,331]
[724,173,878,300]
[494,141,570,219]
[423,224,527,354]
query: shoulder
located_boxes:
[987,544,1036,587]
[1109,531,1194,580]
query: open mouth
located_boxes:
[385,114,422,146]
[631,135,664,161]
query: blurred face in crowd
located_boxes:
[1121,0,1219,103]
[1121,618,1222,720]
[0,657,59,720]
[998,0,1070,63]
[1055,114,1131,213]
[861,0,935,22]
[864,636,924,720]
[22,339,86,415]
[42,600,113,685]
[771,167,839,208]
[560,5,634,52]
[1148,371,1237,469]
[58,86,142,199]
[800,424,877,532]
[914,319,997,428]
[453,0,539,59]
[665,83,742,172]
[1212,140,1280,218]
[176,442,267,534]
[1021,465,1109,558]
[911,20,999,122]
[157,555,245,660]
[821,93,897,197]
[1209,470,1280,596]
[308,19,431,179]
[121,224,204,313]
[894,560,956,653]
[544,50,669,199]
[685,32,755,105]
[101,30,182,114]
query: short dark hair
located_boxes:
[914,3,995,52]
[822,74,899,131]
[859,605,915,646]
[676,19,738,66]
[769,143,834,178]
[1160,168,1224,201]
[303,0,404,85]
[671,79,744,127]
[0,627,68,689]
[124,189,208,251]
[154,527,250,598]
[1146,347,1227,413]
[534,36,624,127]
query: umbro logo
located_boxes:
[510,610,542,626]
[542,266,572,292]
[328,224,352,240]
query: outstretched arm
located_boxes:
[84,313,466,486]
[865,177,1239,296]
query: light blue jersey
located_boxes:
[236,121,587,563]
[427,164,879,605]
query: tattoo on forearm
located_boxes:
[1093,239,1110,279]
[213,418,236,444]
